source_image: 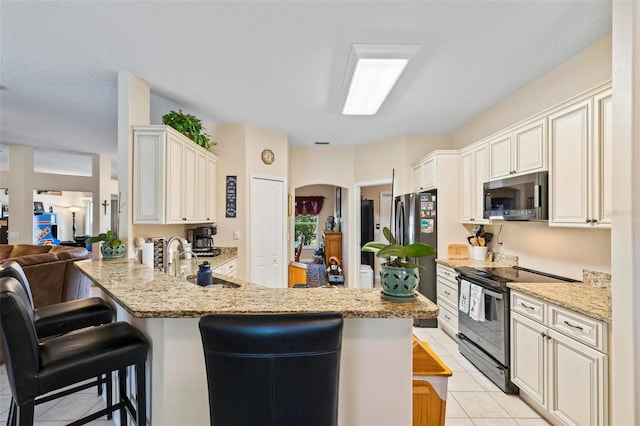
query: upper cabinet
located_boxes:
[488,118,547,180]
[460,143,489,223]
[410,150,458,193]
[548,88,611,228]
[133,125,218,225]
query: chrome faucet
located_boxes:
[175,250,199,278]
[163,236,187,273]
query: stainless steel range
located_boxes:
[455,265,576,393]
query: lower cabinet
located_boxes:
[511,291,608,426]
[213,258,237,278]
[436,264,458,338]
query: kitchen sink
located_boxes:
[186,276,240,289]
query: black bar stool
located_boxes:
[199,312,343,426]
[0,260,114,337]
[0,276,149,426]
[0,260,115,420]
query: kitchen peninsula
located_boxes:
[76,259,438,426]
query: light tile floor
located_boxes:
[412,326,551,426]
[0,327,550,425]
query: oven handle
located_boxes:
[458,277,504,300]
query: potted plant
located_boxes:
[87,229,125,259]
[162,109,216,150]
[362,227,436,302]
[87,194,126,259]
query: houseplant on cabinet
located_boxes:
[162,109,216,150]
[362,227,436,302]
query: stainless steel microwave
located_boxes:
[483,172,548,221]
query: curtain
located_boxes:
[295,196,324,216]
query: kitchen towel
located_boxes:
[142,242,154,268]
[459,280,470,314]
[469,284,485,322]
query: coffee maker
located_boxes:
[187,225,220,256]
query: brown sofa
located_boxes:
[0,244,93,309]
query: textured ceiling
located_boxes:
[0,1,612,175]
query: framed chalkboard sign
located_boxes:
[226,176,237,218]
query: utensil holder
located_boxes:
[470,246,488,261]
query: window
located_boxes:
[294,215,318,248]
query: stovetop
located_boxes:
[455,266,577,291]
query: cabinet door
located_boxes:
[514,118,546,175]
[548,329,607,426]
[472,145,489,223]
[421,157,436,190]
[412,164,422,192]
[194,153,209,222]
[182,143,198,222]
[549,99,591,226]
[205,156,217,222]
[460,150,474,221]
[488,134,512,180]
[592,90,612,226]
[324,232,342,265]
[511,312,547,407]
[166,134,185,223]
[133,131,165,223]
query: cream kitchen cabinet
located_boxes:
[460,143,489,223]
[213,258,238,278]
[410,150,458,193]
[549,87,612,228]
[488,118,547,180]
[436,264,458,339]
[511,291,608,426]
[133,125,218,224]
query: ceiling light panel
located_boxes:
[341,44,419,116]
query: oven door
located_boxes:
[457,277,509,365]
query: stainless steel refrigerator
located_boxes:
[395,190,437,327]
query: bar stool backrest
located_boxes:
[0,260,35,308]
[199,312,343,426]
[0,277,41,403]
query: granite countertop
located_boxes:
[507,282,611,323]
[75,259,438,320]
[436,257,611,323]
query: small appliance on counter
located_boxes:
[187,226,221,257]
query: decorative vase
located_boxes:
[379,265,419,302]
[101,243,126,259]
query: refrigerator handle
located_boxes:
[396,201,405,246]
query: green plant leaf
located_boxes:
[361,241,386,253]
[405,242,437,258]
[399,261,423,269]
[382,227,397,244]
[378,244,407,259]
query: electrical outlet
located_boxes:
[498,241,505,251]
[233,230,240,240]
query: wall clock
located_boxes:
[261,149,275,165]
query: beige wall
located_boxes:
[451,35,612,149]
[208,122,289,280]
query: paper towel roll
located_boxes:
[142,242,154,268]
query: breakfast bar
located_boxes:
[76,258,439,426]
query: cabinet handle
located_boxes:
[541,332,547,338]
[563,320,584,331]
[547,334,552,340]
[444,290,451,296]
[520,302,536,310]
[585,218,592,223]
[444,314,451,321]
[592,218,598,224]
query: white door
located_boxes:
[250,176,285,288]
